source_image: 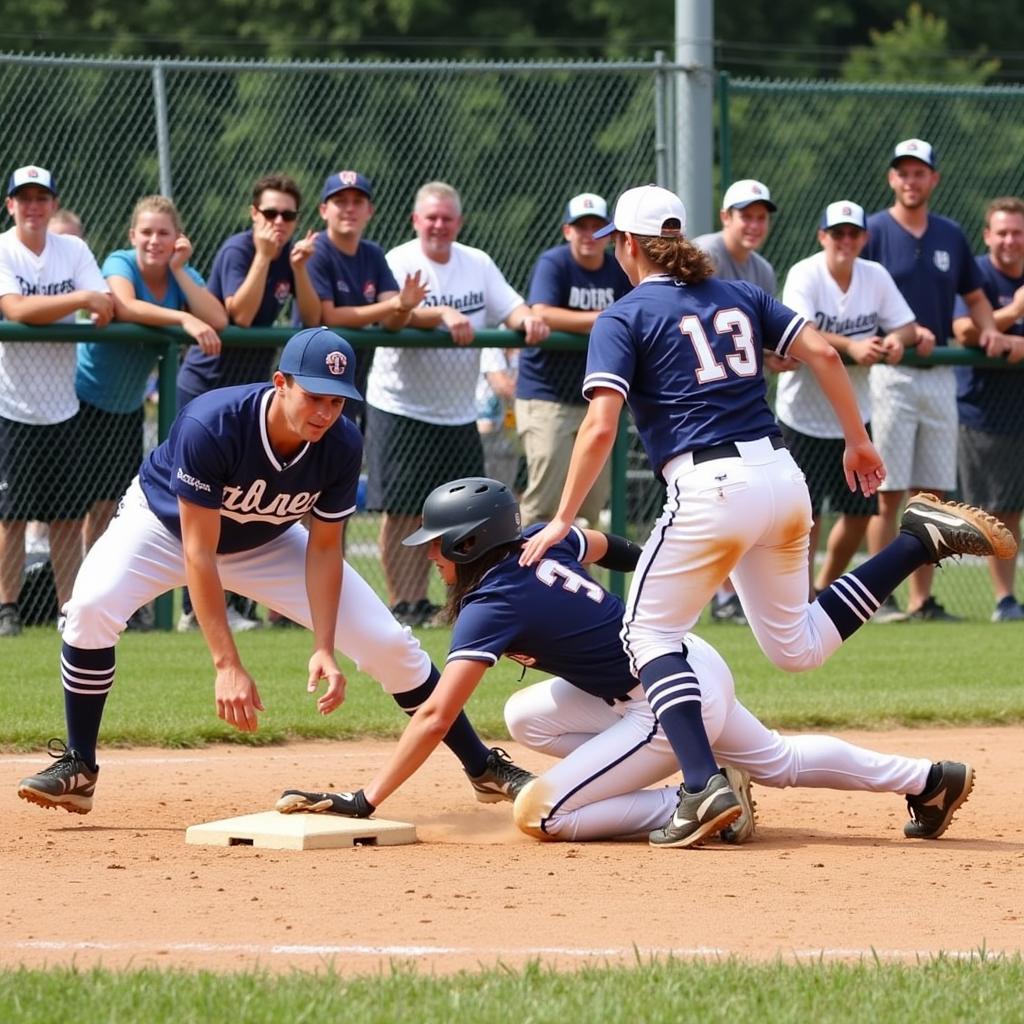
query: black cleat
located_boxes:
[18,739,97,814]
[650,771,742,849]
[904,761,974,839]
[467,747,535,803]
[901,493,1017,563]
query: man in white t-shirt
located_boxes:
[777,200,916,596]
[0,166,113,636]
[364,181,549,627]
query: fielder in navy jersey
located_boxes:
[277,477,979,846]
[520,184,1016,847]
[17,328,532,815]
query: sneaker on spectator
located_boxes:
[0,603,23,637]
[126,604,154,632]
[711,594,747,625]
[991,596,1024,622]
[176,610,198,633]
[226,605,261,632]
[904,597,960,623]
[872,595,907,624]
[410,598,444,628]
[390,601,416,627]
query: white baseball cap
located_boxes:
[593,184,686,239]
[7,165,58,198]
[564,192,608,224]
[890,138,936,169]
[721,179,777,212]
[820,200,867,231]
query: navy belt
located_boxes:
[691,435,786,466]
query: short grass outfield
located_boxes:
[3,620,1022,1014]
[2,619,1022,750]
[1,956,1023,1024]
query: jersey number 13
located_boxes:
[680,309,758,384]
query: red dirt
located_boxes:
[3,727,1022,974]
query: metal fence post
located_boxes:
[717,70,731,194]
[151,61,174,199]
[654,50,669,187]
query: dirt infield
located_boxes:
[3,727,1023,974]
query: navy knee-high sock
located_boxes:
[638,652,719,793]
[391,664,490,777]
[61,642,116,770]
[816,533,929,639]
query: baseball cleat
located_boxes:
[904,761,974,840]
[719,766,757,844]
[649,771,742,849]
[900,493,1017,563]
[17,739,97,814]
[276,789,373,817]
[466,747,535,803]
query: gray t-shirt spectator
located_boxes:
[692,231,777,294]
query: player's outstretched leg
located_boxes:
[812,494,1017,644]
[17,739,98,814]
[904,761,974,840]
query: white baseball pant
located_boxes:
[622,435,843,675]
[506,634,931,841]
[63,479,430,694]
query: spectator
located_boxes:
[176,173,318,632]
[365,181,549,627]
[692,179,779,624]
[952,196,1024,622]
[0,165,113,637]
[863,138,1004,622]
[777,201,916,595]
[85,195,227,549]
[518,192,632,527]
[176,173,319,404]
[306,170,427,425]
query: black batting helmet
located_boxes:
[402,477,522,564]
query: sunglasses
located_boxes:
[827,226,863,239]
[258,208,298,223]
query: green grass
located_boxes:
[1,956,1022,1023]
[2,618,1023,750]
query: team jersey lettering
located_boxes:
[535,558,605,603]
[221,479,321,524]
[680,308,758,384]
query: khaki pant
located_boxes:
[515,398,610,527]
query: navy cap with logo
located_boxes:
[278,327,363,400]
[320,170,374,203]
[8,165,58,198]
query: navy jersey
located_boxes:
[863,211,981,344]
[139,383,361,554]
[177,230,297,396]
[584,275,804,476]
[954,255,1024,434]
[307,234,398,309]
[448,525,634,700]
[518,245,632,404]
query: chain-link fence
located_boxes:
[1,57,1023,629]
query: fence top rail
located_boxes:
[728,75,1024,99]
[0,51,680,74]
[0,321,1019,367]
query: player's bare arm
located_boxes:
[178,497,264,733]
[788,324,884,496]
[362,658,488,809]
[304,516,347,715]
[520,388,623,566]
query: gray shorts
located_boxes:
[869,363,957,492]
[958,424,1024,512]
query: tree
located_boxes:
[841,4,1000,84]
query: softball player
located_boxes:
[279,477,978,847]
[17,329,531,814]
[520,185,1016,846]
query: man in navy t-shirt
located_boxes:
[952,196,1024,621]
[862,138,1003,622]
[517,193,632,527]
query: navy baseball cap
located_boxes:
[278,327,362,400]
[8,165,57,198]
[820,200,866,231]
[320,170,374,203]
[890,138,936,169]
